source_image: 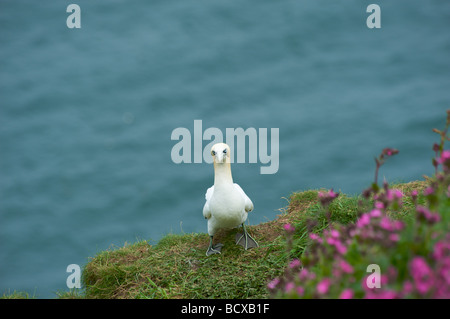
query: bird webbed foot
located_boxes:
[235,224,258,250]
[206,236,223,256]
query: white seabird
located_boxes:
[202,143,258,256]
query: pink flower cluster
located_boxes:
[438,150,450,166]
[317,189,339,206]
[283,223,295,234]
[371,185,404,210]
[357,238,450,299]
[416,206,441,224]
[269,113,450,299]
[268,198,449,298]
[268,151,449,299]
[352,209,404,246]
[406,238,450,298]
[433,140,450,174]
[311,228,349,255]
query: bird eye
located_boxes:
[223,149,227,154]
[211,150,216,156]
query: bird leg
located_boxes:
[235,223,258,250]
[206,236,223,256]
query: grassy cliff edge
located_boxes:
[78,180,427,299]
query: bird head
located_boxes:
[211,143,231,164]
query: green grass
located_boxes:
[0,290,36,299]
[3,180,427,299]
[76,180,427,299]
[81,231,286,299]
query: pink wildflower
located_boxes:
[329,189,338,198]
[296,286,305,296]
[380,217,393,231]
[392,220,404,231]
[335,241,348,255]
[374,201,384,210]
[283,223,295,233]
[298,268,316,281]
[339,288,354,299]
[424,187,434,196]
[379,217,403,232]
[339,260,354,274]
[330,229,340,238]
[370,208,382,218]
[389,233,400,242]
[361,275,372,291]
[433,241,450,260]
[309,233,322,243]
[319,189,338,198]
[394,189,404,198]
[439,264,450,285]
[317,278,331,295]
[402,281,414,296]
[267,278,279,290]
[289,259,301,269]
[318,189,339,206]
[416,206,440,224]
[285,282,295,293]
[410,257,434,295]
[386,189,403,201]
[298,268,309,281]
[438,150,450,164]
[356,213,371,228]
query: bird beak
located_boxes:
[215,152,226,164]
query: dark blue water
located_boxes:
[1,0,449,298]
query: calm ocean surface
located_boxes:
[1,0,449,297]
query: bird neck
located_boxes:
[214,161,233,187]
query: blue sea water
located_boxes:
[0,0,449,298]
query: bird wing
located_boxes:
[233,183,254,213]
[203,185,214,219]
